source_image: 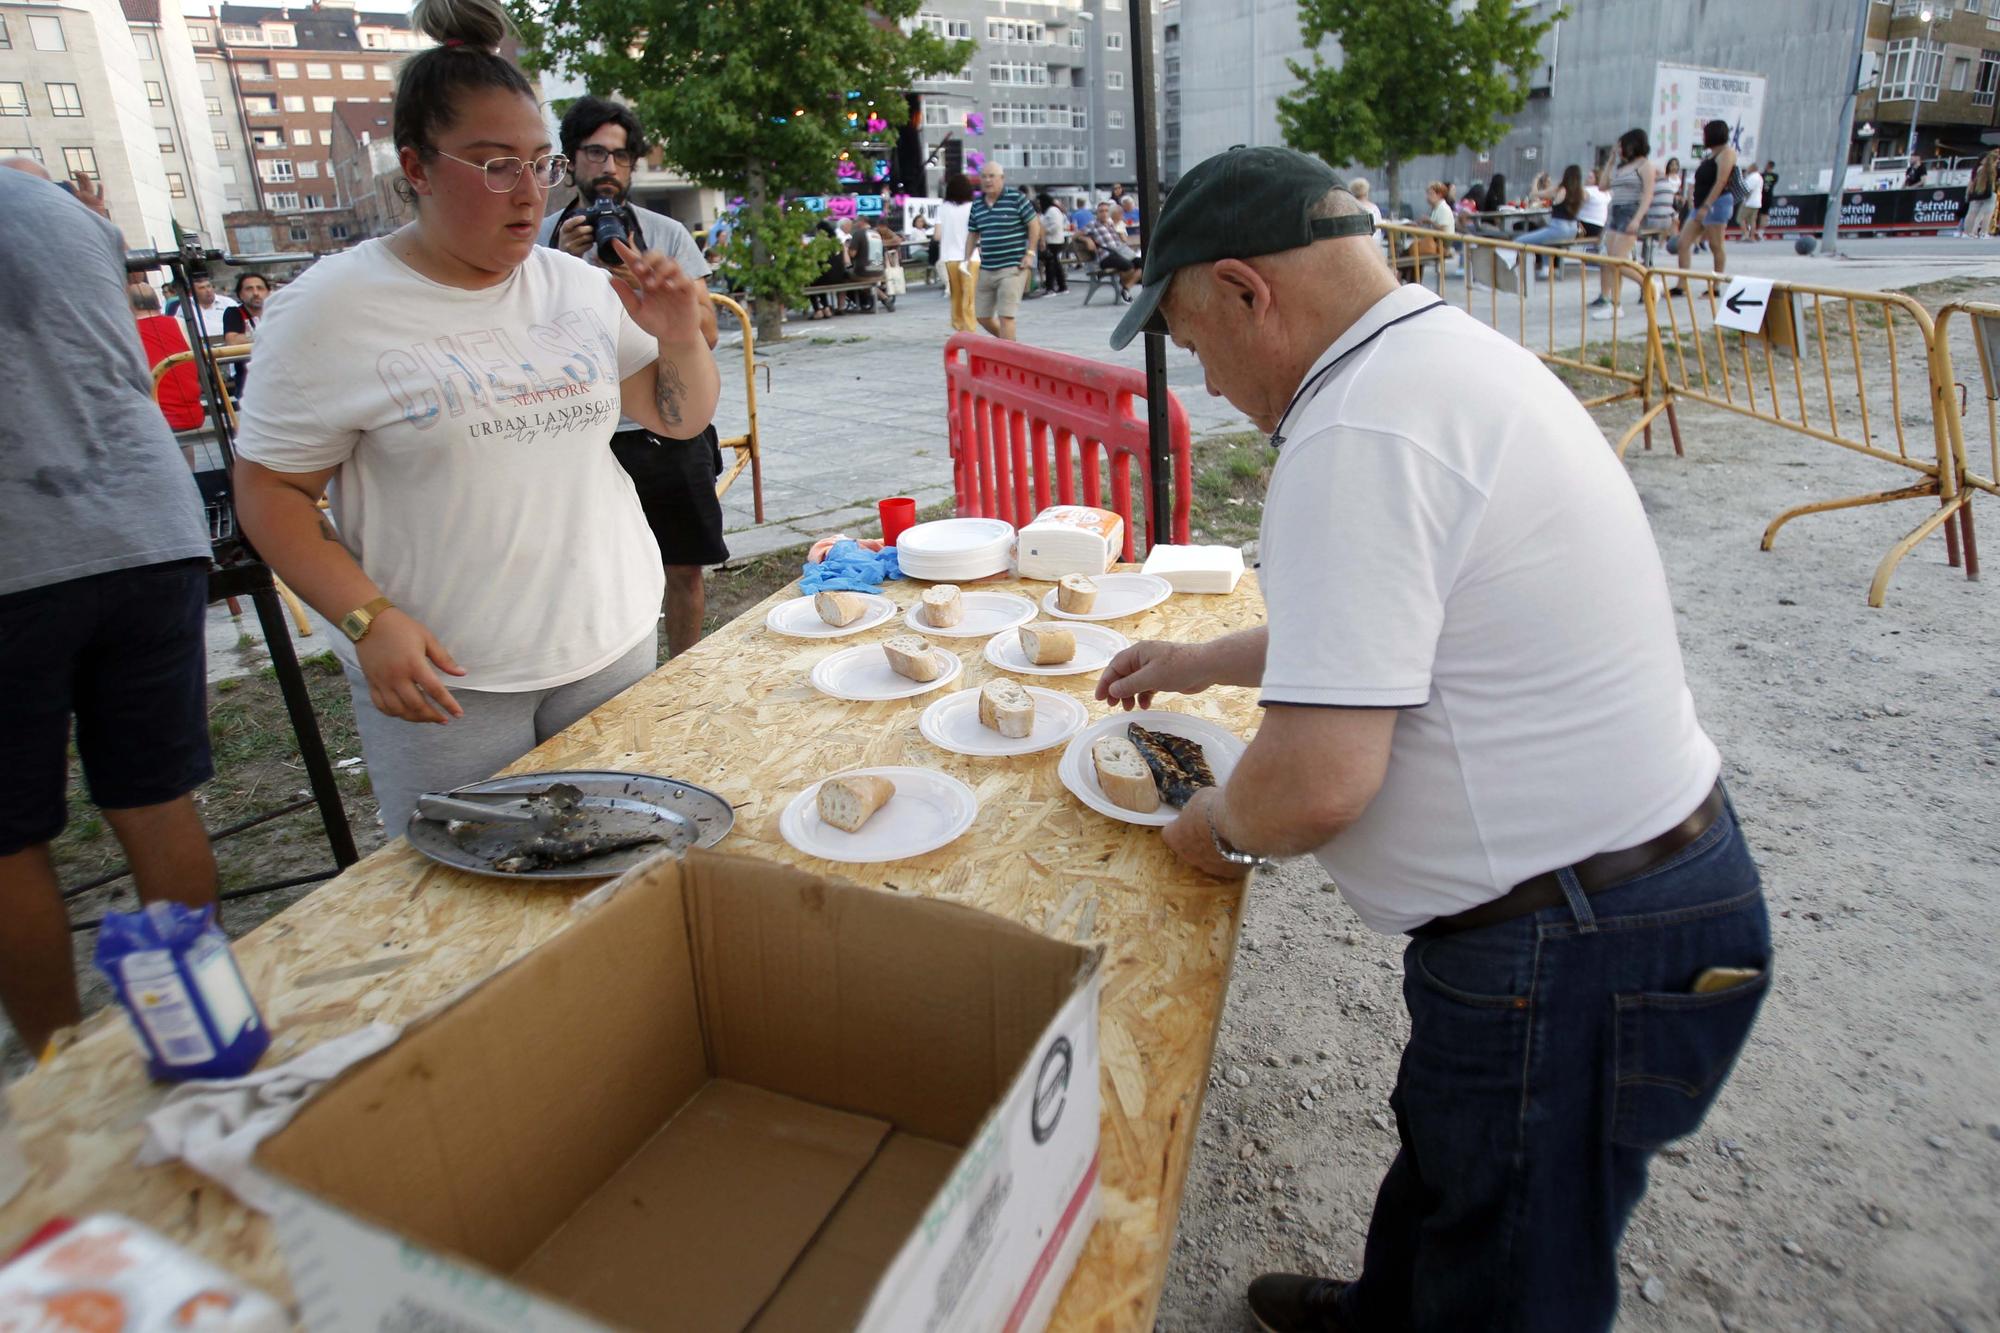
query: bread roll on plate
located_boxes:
[978,678,1036,738]
[1092,735,1161,813]
[818,774,895,832]
[1018,622,1076,666]
[883,635,946,681]
[815,590,869,627]
[921,584,963,628]
[1056,574,1098,615]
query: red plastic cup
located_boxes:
[878,496,918,546]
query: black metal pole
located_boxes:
[1128,0,1171,553]
[247,573,359,868]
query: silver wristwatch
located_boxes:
[1207,810,1272,868]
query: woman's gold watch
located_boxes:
[340,596,395,643]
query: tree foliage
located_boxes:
[511,0,971,336]
[1277,0,1562,208]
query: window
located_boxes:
[986,19,1046,43]
[262,158,295,181]
[319,129,333,144]
[0,145,42,162]
[918,66,973,85]
[1105,31,1124,49]
[189,23,210,43]
[299,159,319,177]
[158,127,175,153]
[250,129,283,148]
[0,83,25,116]
[1070,28,1084,47]
[1107,149,1127,168]
[239,62,270,81]
[214,129,230,149]
[1165,22,1179,42]
[133,29,155,60]
[62,147,98,180]
[341,63,364,79]
[1953,55,1972,89]
[1978,50,2000,105]
[1881,37,1943,100]
[313,96,335,112]
[989,61,1051,86]
[920,97,961,126]
[1073,105,1087,129]
[200,61,216,81]
[0,16,10,47]
[47,83,82,117]
[220,25,263,43]
[166,172,186,198]
[329,223,350,240]
[267,191,298,209]
[145,80,165,106]
[30,15,66,50]
[1166,56,1181,78]
[302,194,321,208]
[218,163,236,183]
[244,95,277,114]
[289,223,309,242]
[1104,0,1122,10]
[305,62,332,80]
[292,128,313,145]
[915,12,972,40]
[282,96,304,111]
[265,24,295,46]
[1108,109,1125,128]
[1105,70,1125,90]
[373,65,391,81]
[276,61,298,79]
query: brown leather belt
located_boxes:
[1411,782,1727,939]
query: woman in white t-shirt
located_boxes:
[232,0,719,830]
[936,172,977,333]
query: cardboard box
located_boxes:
[256,851,1102,1333]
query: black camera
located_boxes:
[583,197,631,265]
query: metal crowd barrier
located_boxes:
[1926,300,1995,580]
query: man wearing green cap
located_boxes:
[1095,146,1769,1333]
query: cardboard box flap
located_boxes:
[258,860,709,1273]
[515,1079,889,1332]
[747,1131,962,1333]
[681,852,1097,1145]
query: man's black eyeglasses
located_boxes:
[576,145,638,168]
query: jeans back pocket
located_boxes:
[1611,967,1771,1151]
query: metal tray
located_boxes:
[404,770,735,881]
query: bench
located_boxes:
[797,277,893,314]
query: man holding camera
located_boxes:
[538,95,724,658]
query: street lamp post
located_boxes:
[1818,0,1873,258]
[1909,7,1936,165]
[1079,10,1097,205]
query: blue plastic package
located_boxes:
[799,539,903,593]
[94,901,271,1081]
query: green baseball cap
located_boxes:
[1108,145,1375,350]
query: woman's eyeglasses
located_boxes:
[433,150,571,193]
[574,145,638,168]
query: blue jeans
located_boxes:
[1340,788,1771,1333]
[1514,217,1578,249]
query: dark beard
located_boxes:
[588,175,627,204]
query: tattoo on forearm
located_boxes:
[655,359,688,428]
[317,515,341,543]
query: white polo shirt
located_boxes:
[1257,284,1720,934]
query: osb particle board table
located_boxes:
[0,570,1266,1331]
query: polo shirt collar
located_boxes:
[1271,284,1442,446]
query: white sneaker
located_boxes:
[1589,299,1618,320]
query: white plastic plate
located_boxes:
[903,591,1039,639]
[1040,572,1175,622]
[765,592,897,639]
[895,518,1015,561]
[809,642,963,701]
[779,766,980,862]
[1057,710,1249,827]
[982,622,1131,677]
[917,686,1089,757]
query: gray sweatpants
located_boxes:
[344,631,658,834]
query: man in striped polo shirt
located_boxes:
[968,161,1042,340]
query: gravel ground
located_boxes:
[1154,295,2000,1330]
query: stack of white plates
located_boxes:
[895,518,1016,583]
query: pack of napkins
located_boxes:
[1017,505,1125,580]
[1140,544,1245,594]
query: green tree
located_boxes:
[1276,0,1562,214]
[512,0,971,341]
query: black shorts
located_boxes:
[0,558,213,855]
[1099,254,1138,273]
[610,425,731,568]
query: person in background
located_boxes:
[0,166,219,1062]
[1477,172,1508,214]
[1740,161,1765,241]
[1528,170,1553,202]
[806,215,850,320]
[966,160,1040,341]
[1037,191,1071,295]
[1964,149,1999,238]
[133,286,205,434]
[1348,178,1386,259]
[1671,119,1739,295]
[1085,200,1141,301]
[1756,161,1778,237]
[1576,165,1611,243]
[844,216,882,313]
[220,273,267,400]
[1070,197,1094,234]
[1514,163,1582,275]
[233,0,718,833]
[540,93,726,659]
[875,219,906,305]
[1425,181,1456,234]
[937,171,977,333]
[1121,192,1140,228]
[1592,129,1670,318]
[1904,157,1929,188]
[1661,156,1687,230]
[179,274,237,344]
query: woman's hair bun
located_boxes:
[410,0,512,53]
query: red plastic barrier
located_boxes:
[943,333,1192,559]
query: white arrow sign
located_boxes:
[1715,276,1776,334]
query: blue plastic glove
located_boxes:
[799,539,903,593]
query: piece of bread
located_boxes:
[1018,622,1076,666]
[978,678,1037,738]
[921,584,964,628]
[1056,574,1099,615]
[818,774,895,832]
[1092,736,1161,813]
[815,590,869,627]
[883,635,945,682]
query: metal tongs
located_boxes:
[415,782,587,827]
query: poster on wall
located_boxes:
[1653,63,1767,166]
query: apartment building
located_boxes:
[123,0,230,239]
[329,95,400,238]
[1855,0,2000,164]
